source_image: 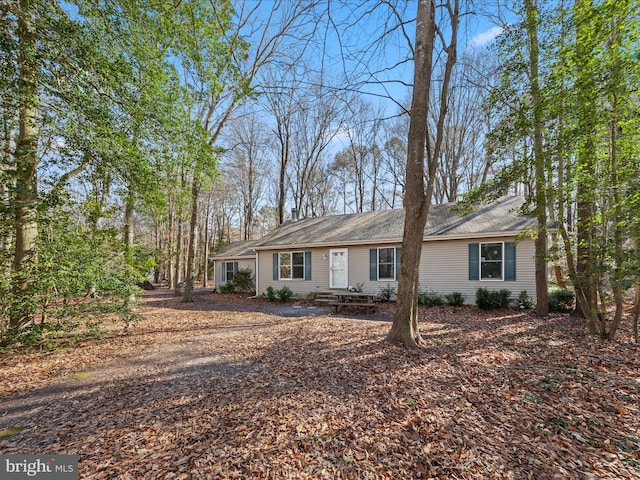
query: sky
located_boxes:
[299,1,505,153]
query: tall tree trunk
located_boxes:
[524,0,549,316]
[607,97,624,340]
[202,195,211,288]
[1,118,14,276]
[166,202,174,289]
[173,219,183,296]
[277,132,289,225]
[387,0,437,348]
[154,224,161,284]
[573,0,598,324]
[123,188,135,261]
[634,237,640,344]
[10,0,40,327]
[183,178,200,303]
[123,187,136,303]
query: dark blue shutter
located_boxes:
[395,247,402,281]
[469,243,479,281]
[233,261,239,279]
[221,262,227,282]
[304,251,312,280]
[504,243,516,281]
[272,253,279,280]
[370,248,377,281]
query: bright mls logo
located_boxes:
[1,455,78,479]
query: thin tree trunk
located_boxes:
[202,196,211,288]
[10,0,40,326]
[173,219,183,296]
[166,202,174,289]
[123,187,136,304]
[1,117,14,276]
[524,0,549,316]
[124,189,135,260]
[574,0,597,321]
[607,103,624,340]
[183,178,200,303]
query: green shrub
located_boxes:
[498,289,512,307]
[218,281,236,294]
[233,268,254,293]
[445,291,466,306]
[276,286,294,302]
[264,286,277,301]
[517,290,535,309]
[1,208,143,349]
[549,288,574,312]
[476,287,511,310]
[377,284,397,302]
[418,290,444,306]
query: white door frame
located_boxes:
[329,248,348,289]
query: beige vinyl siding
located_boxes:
[345,245,401,295]
[214,258,256,290]
[257,247,330,297]
[257,236,536,303]
[257,245,402,297]
[418,237,536,304]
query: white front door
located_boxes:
[330,249,348,289]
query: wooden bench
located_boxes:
[329,293,376,314]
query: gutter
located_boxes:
[252,229,543,251]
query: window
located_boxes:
[279,252,305,280]
[480,242,503,280]
[222,261,237,282]
[370,247,401,281]
[378,247,395,280]
[469,242,516,281]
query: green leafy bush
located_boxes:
[548,288,574,312]
[218,281,236,294]
[263,286,293,302]
[276,286,294,302]
[445,291,466,306]
[264,286,277,301]
[1,209,143,349]
[517,291,535,309]
[233,268,254,293]
[377,284,397,302]
[476,288,511,310]
[418,290,444,306]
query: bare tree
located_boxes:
[379,115,409,209]
[182,0,318,302]
[431,53,490,203]
[224,115,269,240]
[262,66,302,225]
[287,82,343,218]
[339,98,386,212]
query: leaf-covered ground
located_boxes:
[1,290,639,479]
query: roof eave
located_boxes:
[253,229,538,251]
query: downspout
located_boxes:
[253,249,259,298]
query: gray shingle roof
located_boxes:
[254,196,535,249]
[211,240,259,259]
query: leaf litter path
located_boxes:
[1,291,639,479]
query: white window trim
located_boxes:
[223,261,236,283]
[278,251,305,281]
[479,241,504,281]
[377,247,395,281]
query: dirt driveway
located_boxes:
[0,290,332,425]
[1,289,639,479]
